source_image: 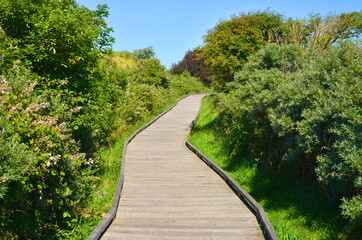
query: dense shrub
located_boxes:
[0,65,96,238]
[168,71,207,95]
[170,49,211,86]
[217,42,361,230]
[131,58,168,87]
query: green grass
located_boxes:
[189,97,348,240]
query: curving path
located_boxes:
[101,94,264,240]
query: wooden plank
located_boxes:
[101,94,265,239]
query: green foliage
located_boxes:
[168,71,207,95]
[199,10,361,91]
[216,42,361,232]
[0,64,96,238]
[132,46,156,59]
[0,130,36,199]
[0,0,113,88]
[341,195,362,228]
[190,97,349,239]
[170,49,212,86]
[0,0,204,237]
[92,4,115,53]
[286,11,362,51]
[198,10,287,89]
[131,58,168,87]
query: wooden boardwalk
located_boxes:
[101,94,264,240]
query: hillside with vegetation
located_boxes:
[1,0,360,239]
[0,0,206,239]
[173,10,362,239]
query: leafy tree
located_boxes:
[0,0,114,88]
[93,4,115,53]
[171,49,211,86]
[286,11,362,51]
[132,46,156,59]
[198,10,287,89]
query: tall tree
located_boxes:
[198,10,287,90]
[171,49,211,86]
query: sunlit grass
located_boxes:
[189,97,347,240]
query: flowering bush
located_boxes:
[0,65,96,238]
[0,2,206,237]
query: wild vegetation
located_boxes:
[0,0,205,238]
[182,9,361,239]
[1,0,360,238]
[191,98,348,239]
[171,49,211,86]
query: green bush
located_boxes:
[217,42,361,231]
[199,10,361,91]
[0,65,96,238]
[285,12,362,51]
[168,71,207,95]
[0,130,36,199]
[131,58,168,87]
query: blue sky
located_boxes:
[76,0,361,69]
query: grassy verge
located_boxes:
[189,97,347,240]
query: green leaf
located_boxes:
[63,211,71,218]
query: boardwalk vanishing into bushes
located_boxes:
[92,94,267,240]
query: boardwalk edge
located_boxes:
[87,94,194,240]
[185,95,279,240]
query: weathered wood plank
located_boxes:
[101,94,264,240]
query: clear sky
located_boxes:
[76,0,361,69]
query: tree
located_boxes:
[0,0,114,87]
[132,46,156,59]
[286,11,362,51]
[92,4,115,53]
[170,49,211,86]
[198,10,287,90]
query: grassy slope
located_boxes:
[189,97,347,240]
